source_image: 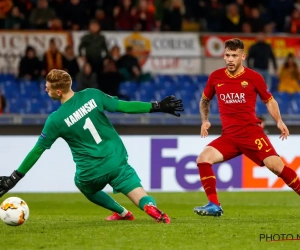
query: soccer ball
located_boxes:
[0,197,29,226]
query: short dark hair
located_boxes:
[126,46,133,53]
[224,38,244,50]
[89,19,99,25]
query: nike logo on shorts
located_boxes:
[217,84,224,87]
[265,148,272,152]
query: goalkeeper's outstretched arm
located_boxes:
[116,95,184,117]
[0,144,45,197]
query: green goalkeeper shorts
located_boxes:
[74,163,142,195]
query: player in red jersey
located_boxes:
[194,38,300,217]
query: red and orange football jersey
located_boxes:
[202,67,273,134]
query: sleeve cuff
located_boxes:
[202,93,211,101]
[262,96,273,103]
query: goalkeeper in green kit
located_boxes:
[0,69,184,224]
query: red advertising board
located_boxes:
[203,35,300,58]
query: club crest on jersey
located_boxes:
[241,81,248,88]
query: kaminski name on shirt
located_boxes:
[219,93,246,104]
[64,99,97,127]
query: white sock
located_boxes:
[119,208,128,217]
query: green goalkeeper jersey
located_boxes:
[37,88,127,181]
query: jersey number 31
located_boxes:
[83,117,102,144]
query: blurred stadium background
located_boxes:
[1,0,300,125]
[1,1,300,249]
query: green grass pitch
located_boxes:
[0,192,299,250]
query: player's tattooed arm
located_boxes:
[199,97,210,122]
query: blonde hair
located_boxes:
[46,69,72,92]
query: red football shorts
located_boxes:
[207,125,278,166]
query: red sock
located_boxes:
[278,166,300,195]
[197,162,219,205]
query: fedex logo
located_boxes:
[150,139,242,190]
[243,156,300,188]
[149,138,300,191]
[219,93,246,104]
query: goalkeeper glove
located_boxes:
[150,95,184,117]
[0,170,24,197]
